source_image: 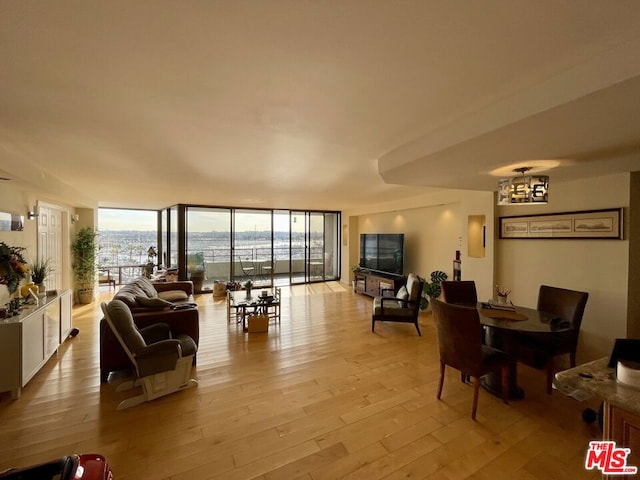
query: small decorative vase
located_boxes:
[497,295,508,305]
[37,283,45,295]
[21,282,36,298]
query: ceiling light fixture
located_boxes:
[497,167,549,205]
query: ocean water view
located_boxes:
[98,230,331,285]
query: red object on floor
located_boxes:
[0,454,113,479]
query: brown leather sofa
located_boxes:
[100,276,199,382]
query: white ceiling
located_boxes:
[1,1,640,211]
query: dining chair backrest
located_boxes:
[537,285,589,330]
[431,299,484,371]
[441,280,478,306]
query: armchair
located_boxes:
[101,300,198,410]
[372,273,424,336]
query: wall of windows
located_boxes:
[97,208,159,284]
[99,205,340,289]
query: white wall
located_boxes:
[496,173,630,361]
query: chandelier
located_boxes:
[497,167,549,205]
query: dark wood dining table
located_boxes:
[477,302,571,400]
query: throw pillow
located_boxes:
[135,296,173,309]
[158,290,189,302]
[396,285,409,301]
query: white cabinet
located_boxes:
[0,290,73,399]
[21,309,45,386]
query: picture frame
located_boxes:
[499,208,623,239]
[0,211,24,231]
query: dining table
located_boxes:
[477,302,571,400]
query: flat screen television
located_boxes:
[359,233,404,276]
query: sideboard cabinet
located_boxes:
[0,290,73,399]
[354,270,405,298]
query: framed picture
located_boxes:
[0,211,24,231]
[499,208,623,239]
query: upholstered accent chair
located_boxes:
[372,273,424,336]
[518,285,589,394]
[431,299,509,420]
[101,300,198,410]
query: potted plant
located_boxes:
[71,227,98,304]
[187,252,206,293]
[351,265,360,291]
[30,258,52,294]
[420,270,448,310]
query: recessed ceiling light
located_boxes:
[488,159,566,177]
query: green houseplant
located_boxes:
[420,270,448,310]
[30,258,53,293]
[72,226,98,304]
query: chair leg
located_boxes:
[501,366,509,405]
[371,318,375,332]
[414,321,421,336]
[472,377,480,420]
[570,351,576,368]
[436,362,445,400]
[546,358,554,395]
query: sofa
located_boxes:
[100,276,200,382]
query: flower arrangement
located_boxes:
[496,285,511,298]
[30,258,52,285]
[0,242,29,294]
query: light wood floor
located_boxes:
[0,283,602,479]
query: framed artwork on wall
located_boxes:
[499,208,623,239]
[0,212,24,231]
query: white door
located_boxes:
[37,204,64,291]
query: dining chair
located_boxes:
[98,268,116,289]
[431,298,509,420]
[238,257,255,280]
[442,280,482,382]
[517,285,589,394]
[441,280,478,306]
[266,287,281,323]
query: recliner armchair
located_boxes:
[372,273,424,335]
[101,300,198,410]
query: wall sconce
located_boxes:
[497,167,549,205]
[71,214,80,224]
[27,205,39,220]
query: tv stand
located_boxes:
[354,270,405,297]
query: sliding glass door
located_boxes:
[186,207,231,290]
[289,211,339,284]
[233,209,273,287]
[118,205,341,288]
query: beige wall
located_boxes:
[496,172,630,361]
[343,189,495,301]
[0,182,39,305]
[0,181,87,305]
